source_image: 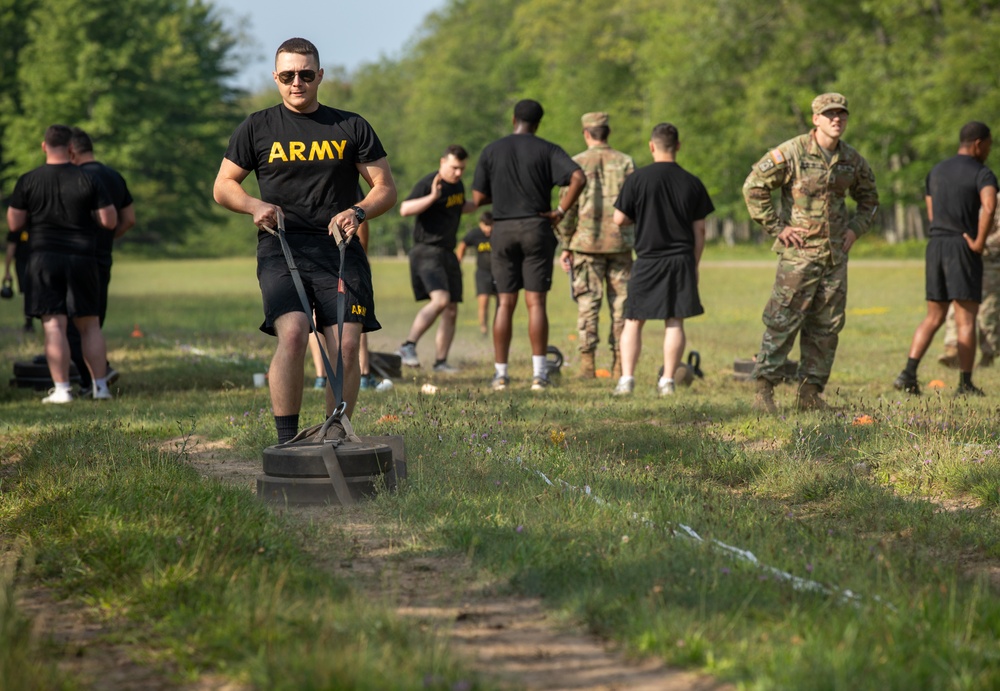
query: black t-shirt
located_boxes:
[80,161,133,258]
[614,162,714,258]
[461,226,492,272]
[9,163,111,255]
[472,134,580,220]
[224,103,387,239]
[925,154,998,240]
[405,171,466,249]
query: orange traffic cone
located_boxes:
[131,324,144,338]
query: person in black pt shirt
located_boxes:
[213,37,397,443]
[397,144,477,373]
[894,121,998,397]
[6,124,117,404]
[67,127,136,396]
[472,99,586,391]
[611,123,715,398]
[456,211,496,336]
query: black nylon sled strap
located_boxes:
[320,442,355,507]
[274,211,346,405]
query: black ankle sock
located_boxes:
[275,414,299,444]
[961,371,973,387]
[433,358,446,367]
[403,340,415,347]
[904,357,920,377]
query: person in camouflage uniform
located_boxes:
[743,93,879,412]
[939,189,1000,368]
[558,112,636,378]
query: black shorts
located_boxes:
[925,235,983,302]
[408,244,463,302]
[624,254,703,320]
[256,233,381,336]
[474,268,496,296]
[25,251,100,318]
[490,217,558,293]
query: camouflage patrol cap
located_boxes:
[812,93,849,115]
[581,112,609,128]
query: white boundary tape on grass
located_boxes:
[518,457,894,611]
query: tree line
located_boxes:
[3,0,998,256]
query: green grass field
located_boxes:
[2,249,999,690]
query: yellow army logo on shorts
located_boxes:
[351,305,367,316]
[268,140,348,163]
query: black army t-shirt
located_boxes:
[614,162,714,258]
[925,155,998,240]
[461,226,492,273]
[80,161,133,260]
[224,104,387,239]
[405,171,466,249]
[9,163,111,255]
[472,134,580,220]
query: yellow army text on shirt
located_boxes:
[560,143,636,253]
[743,130,879,265]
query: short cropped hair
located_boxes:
[650,122,679,152]
[585,125,610,142]
[513,99,544,124]
[70,127,94,154]
[443,144,468,161]
[44,125,72,148]
[960,121,991,144]
[480,211,494,225]
[276,37,319,67]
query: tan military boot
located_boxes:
[937,345,960,369]
[752,379,777,414]
[611,351,622,380]
[578,351,596,379]
[797,382,829,411]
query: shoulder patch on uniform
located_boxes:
[770,149,785,165]
[757,158,775,173]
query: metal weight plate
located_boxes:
[256,474,382,505]
[262,441,393,478]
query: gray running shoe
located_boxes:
[491,374,510,391]
[398,342,420,367]
[613,378,634,396]
[432,361,459,374]
[531,375,550,391]
[657,380,676,396]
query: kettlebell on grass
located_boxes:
[1,277,13,300]
[659,351,704,387]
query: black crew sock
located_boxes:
[275,414,299,444]
[402,340,416,347]
[904,357,920,377]
[433,358,446,367]
[960,371,974,387]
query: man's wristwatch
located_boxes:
[351,205,366,223]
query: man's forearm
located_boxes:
[358,181,397,221]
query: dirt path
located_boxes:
[16,436,730,690]
[184,436,731,691]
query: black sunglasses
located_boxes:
[277,69,317,85]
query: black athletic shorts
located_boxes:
[25,251,100,318]
[490,216,558,293]
[624,254,704,320]
[474,268,496,296]
[925,235,983,302]
[408,243,463,302]
[256,233,380,336]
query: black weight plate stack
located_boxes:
[11,355,81,390]
[256,439,395,505]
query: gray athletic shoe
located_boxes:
[397,342,420,367]
[491,374,510,391]
[531,374,551,391]
[432,361,459,374]
[613,378,634,396]
[657,380,676,396]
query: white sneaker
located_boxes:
[397,342,420,367]
[93,387,113,400]
[42,387,73,404]
[613,378,634,396]
[657,380,676,396]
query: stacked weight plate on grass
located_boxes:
[257,434,407,506]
